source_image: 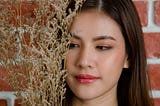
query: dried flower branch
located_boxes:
[0,0,85,105]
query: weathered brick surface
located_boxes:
[0,80,12,91]
[149,64,160,90]
[134,1,148,26]
[154,1,160,25]
[14,99,21,106]
[154,99,160,106]
[0,1,38,26]
[144,33,160,58]
[0,65,28,91]
[0,99,7,106]
[0,67,13,91]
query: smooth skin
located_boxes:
[66,10,129,106]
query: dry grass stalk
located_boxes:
[0,0,85,105]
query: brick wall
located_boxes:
[0,0,160,106]
[134,0,160,106]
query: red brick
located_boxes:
[148,64,160,90]
[144,33,160,58]
[0,1,38,26]
[0,67,13,91]
[154,1,160,25]
[14,99,21,106]
[0,64,30,91]
[0,66,27,91]
[0,99,7,106]
[19,1,38,17]
[134,1,148,26]
[12,1,38,26]
[0,80,13,91]
[154,99,160,106]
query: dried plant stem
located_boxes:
[0,0,85,105]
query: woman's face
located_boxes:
[66,10,128,101]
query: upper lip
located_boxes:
[75,74,100,79]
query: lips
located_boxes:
[75,74,100,84]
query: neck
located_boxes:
[72,86,118,106]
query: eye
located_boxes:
[96,46,112,51]
[68,43,79,49]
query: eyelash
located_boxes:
[96,46,112,51]
[69,43,112,51]
[68,43,79,49]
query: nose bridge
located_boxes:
[76,45,93,68]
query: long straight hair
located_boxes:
[63,0,154,106]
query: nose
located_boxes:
[76,47,95,69]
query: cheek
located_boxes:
[98,50,126,74]
[65,51,76,73]
[65,53,75,85]
[98,54,125,86]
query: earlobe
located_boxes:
[123,56,129,68]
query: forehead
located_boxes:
[70,11,123,41]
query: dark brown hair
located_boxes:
[64,0,154,106]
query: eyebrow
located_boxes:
[93,35,116,41]
[71,34,81,40]
[70,33,116,41]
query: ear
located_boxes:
[123,55,129,68]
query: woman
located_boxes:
[64,0,154,106]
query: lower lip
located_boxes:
[76,77,99,84]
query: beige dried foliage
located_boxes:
[0,0,85,105]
